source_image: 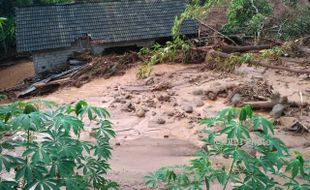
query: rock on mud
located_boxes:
[136,108,146,118]
[270,104,285,119]
[182,105,193,113]
[192,89,204,96]
[231,93,242,106]
[157,118,166,125]
[165,111,175,117]
[122,101,135,112]
[207,92,217,100]
[144,77,154,85]
[195,100,204,107]
[157,94,170,102]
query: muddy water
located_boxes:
[22,63,309,189]
[0,60,34,90]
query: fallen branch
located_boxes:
[197,19,238,46]
[208,50,310,75]
[240,101,275,110]
[220,44,275,53]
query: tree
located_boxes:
[0,17,7,54]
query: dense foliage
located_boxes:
[137,0,310,78]
[145,106,310,189]
[222,0,272,39]
[0,100,117,189]
[278,5,310,40]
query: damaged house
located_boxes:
[15,0,198,75]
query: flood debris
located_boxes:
[1,51,140,98]
[287,121,310,134]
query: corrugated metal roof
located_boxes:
[16,0,198,52]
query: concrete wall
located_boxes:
[33,48,76,74]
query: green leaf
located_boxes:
[252,115,274,135]
[286,152,305,179]
[64,175,88,190]
[95,139,112,159]
[56,159,75,177]
[24,104,38,114]
[205,176,210,190]
[54,114,84,135]
[0,178,18,190]
[166,170,177,182]
[0,154,18,172]
[75,100,88,116]
[239,107,247,121]
[96,120,116,139]
[24,176,59,190]
[239,105,253,121]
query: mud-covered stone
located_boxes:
[192,89,204,96]
[157,118,166,124]
[136,108,146,118]
[270,104,285,119]
[231,93,242,106]
[183,105,193,113]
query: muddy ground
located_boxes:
[0,59,34,90]
[0,61,309,189]
[30,62,309,189]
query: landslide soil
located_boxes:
[0,59,34,90]
[29,63,309,189]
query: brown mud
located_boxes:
[0,59,34,90]
[24,63,309,189]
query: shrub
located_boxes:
[279,6,310,40]
[222,0,272,38]
[0,100,117,189]
[145,105,310,189]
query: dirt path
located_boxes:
[0,59,34,90]
[30,63,310,189]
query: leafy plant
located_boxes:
[0,94,6,100]
[137,0,222,78]
[222,0,272,40]
[0,100,117,189]
[137,38,188,79]
[0,17,7,54]
[145,105,310,189]
[279,6,310,40]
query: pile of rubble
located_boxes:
[1,51,140,98]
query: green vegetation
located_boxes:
[145,105,310,189]
[0,100,117,189]
[222,0,272,40]
[279,6,310,40]
[138,0,310,77]
[137,0,222,78]
[137,38,189,79]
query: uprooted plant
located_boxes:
[138,0,310,78]
[145,105,310,189]
[137,0,220,78]
[0,100,117,189]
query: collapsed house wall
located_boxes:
[32,39,155,75]
[33,48,78,74]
